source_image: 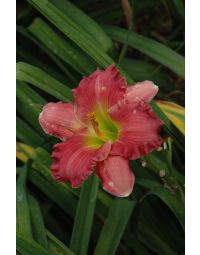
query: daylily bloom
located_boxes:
[39,65,163,197]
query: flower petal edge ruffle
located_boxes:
[73,65,127,123]
[109,100,163,159]
[51,132,112,187]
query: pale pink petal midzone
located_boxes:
[96,156,135,197]
[109,101,163,159]
[125,81,158,103]
[73,65,127,123]
[51,132,111,188]
[39,102,81,141]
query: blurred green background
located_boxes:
[16,1,185,255]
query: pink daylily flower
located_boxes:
[39,65,163,197]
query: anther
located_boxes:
[88,112,101,136]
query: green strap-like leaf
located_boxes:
[16,62,72,102]
[47,231,75,255]
[103,25,185,78]
[28,170,77,218]
[17,117,45,147]
[70,174,99,255]
[17,162,32,237]
[17,25,77,85]
[49,0,114,54]
[157,100,185,135]
[17,145,78,217]
[28,194,49,249]
[138,198,182,255]
[171,0,185,18]
[151,101,185,151]
[94,198,136,255]
[16,80,46,134]
[90,3,123,23]
[16,233,53,255]
[120,58,175,92]
[124,231,152,255]
[141,187,184,230]
[26,0,134,83]
[28,18,96,75]
[27,0,113,68]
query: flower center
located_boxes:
[88,112,102,137]
[87,108,120,147]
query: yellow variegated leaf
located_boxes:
[16,143,34,162]
[156,100,185,135]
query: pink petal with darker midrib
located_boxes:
[96,156,135,197]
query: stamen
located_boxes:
[88,112,96,121]
[88,112,102,136]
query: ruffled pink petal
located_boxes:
[109,100,163,159]
[73,65,127,123]
[96,156,135,197]
[51,132,111,188]
[39,102,81,141]
[125,81,158,103]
